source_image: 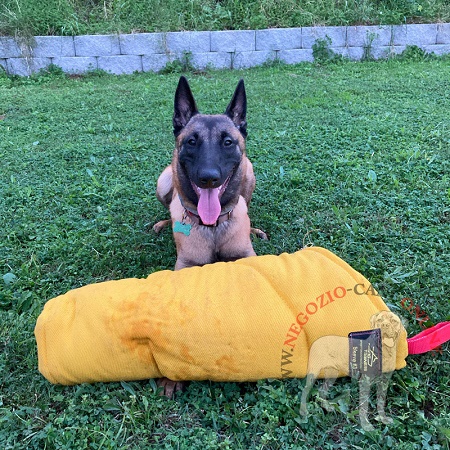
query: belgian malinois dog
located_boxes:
[154,76,266,271]
[153,76,266,397]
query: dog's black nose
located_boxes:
[198,168,221,188]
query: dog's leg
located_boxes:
[251,227,268,240]
[375,372,393,425]
[358,374,375,432]
[153,166,174,234]
[157,377,187,398]
[300,374,316,418]
[241,159,267,241]
[156,166,174,208]
[153,219,171,233]
[319,371,336,412]
[317,368,339,412]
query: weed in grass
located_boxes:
[260,52,287,69]
[395,44,438,61]
[160,51,198,74]
[312,36,346,65]
[362,32,377,61]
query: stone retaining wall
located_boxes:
[1,23,449,76]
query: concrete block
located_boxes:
[52,57,97,74]
[347,47,364,60]
[119,33,165,55]
[231,50,274,69]
[0,59,7,72]
[32,36,75,57]
[142,54,169,72]
[302,26,347,49]
[370,45,395,60]
[0,37,22,57]
[256,28,302,50]
[6,57,51,76]
[278,48,313,63]
[347,45,406,61]
[386,45,407,58]
[211,30,255,52]
[347,25,392,47]
[165,31,210,54]
[424,44,450,55]
[437,23,450,44]
[378,43,396,59]
[406,24,437,45]
[391,25,407,46]
[75,35,120,56]
[347,44,403,60]
[392,24,437,46]
[331,47,349,58]
[97,55,142,74]
[190,51,231,70]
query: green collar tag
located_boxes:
[173,221,191,236]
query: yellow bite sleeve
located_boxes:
[34,247,408,385]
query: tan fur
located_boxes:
[154,112,266,270]
[154,153,260,270]
[153,78,267,396]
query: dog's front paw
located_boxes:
[318,398,334,412]
[360,418,375,432]
[157,377,187,398]
[376,414,393,425]
[297,415,309,424]
[251,227,269,240]
[153,219,171,234]
[299,402,308,418]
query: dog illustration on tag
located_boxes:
[299,311,404,432]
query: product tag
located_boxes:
[348,328,382,377]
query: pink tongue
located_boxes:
[197,187,221,225]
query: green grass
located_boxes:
[1,0,450,36]
[1,59,450,448]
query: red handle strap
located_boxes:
[407,321,450,355]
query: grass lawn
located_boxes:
[1,58,449,448]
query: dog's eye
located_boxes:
[223,137,233,147]
[187,137,197,146]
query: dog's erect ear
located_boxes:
[173,76,199,136]
[225,79,247,137]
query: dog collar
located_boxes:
[183,207,233,227]
[178,196,233,227]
